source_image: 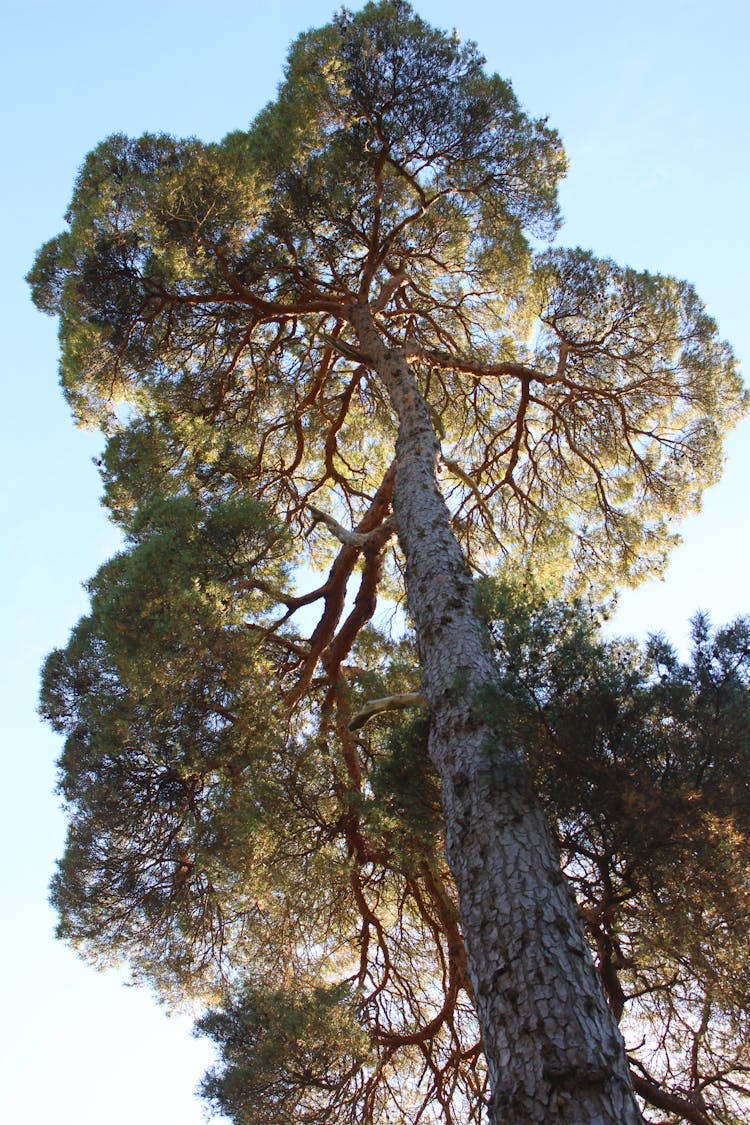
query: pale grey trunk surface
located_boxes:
[352,305,643,1124]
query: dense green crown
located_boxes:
[28,0,744,587]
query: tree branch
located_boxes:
[309,505,396,549]
[630,1068,713,1125]
[349,692,427,731]
[319,332,372,366]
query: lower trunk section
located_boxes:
[435,713,641,1123]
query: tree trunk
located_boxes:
[352,304,643,1124]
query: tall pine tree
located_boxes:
[31,3,746,1121]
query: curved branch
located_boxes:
[285,463,396,705]
[309,505,396,549]
[349,692,427,732]
[630,1069,713,1125]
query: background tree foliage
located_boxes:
[480,585,750,1124]
[31,2,747,1121]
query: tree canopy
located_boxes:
[28,2,741,589]
[31,2,747,1122]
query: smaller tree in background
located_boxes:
[477,583,750,1124]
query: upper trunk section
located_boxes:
[352,303,643,1124]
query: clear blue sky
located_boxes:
[2,2,748,1122]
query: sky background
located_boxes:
[2,1,748,1122]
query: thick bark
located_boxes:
[352,304,643,1124]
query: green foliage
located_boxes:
[40,496,304,993]
[368,713,443,869]
[521,249,740,586]
[198,983,371,1125]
